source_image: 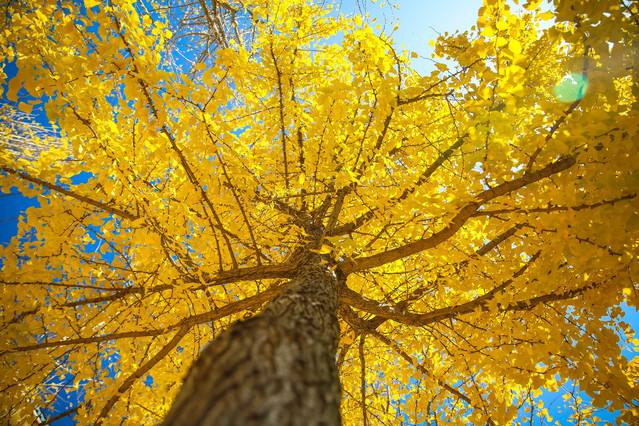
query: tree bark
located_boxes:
[161,262,342,426]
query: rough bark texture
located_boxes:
[161,262,342,426]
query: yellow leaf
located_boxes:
[346,169,360,184]
[538,11,554,20]
[525,0,543,10]
[508,39,522,55]
[310,244,331,255]
[18,102,32,114]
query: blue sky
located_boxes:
[339,0,482,73]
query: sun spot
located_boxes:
[553,73,588,103]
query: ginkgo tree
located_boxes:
[1,0,638,424]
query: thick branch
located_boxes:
[340,305,491,421]
[2,282,283,355]
[1,167,138,220]
[344,156,575,272]
[504,277,610,312]
[96,326,190,424]
[344,260,611,330]
[270,43,290,188]
[473,193,636,217]
[340,251,540,327]
[114,20,238,268]
[329,135,466,237]
[44,261,296,310]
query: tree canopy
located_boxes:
[1,0,638,424]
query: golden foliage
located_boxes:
[1,0,638,424]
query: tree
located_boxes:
[1,0,638,424]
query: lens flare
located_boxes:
[553,73,588,103]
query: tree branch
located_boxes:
[329,135,467,236]
[3,281,284,355]
[1,167,138,220]
[472,193,636,217]
[343,156,575,272]
[96,326,190,424]
[341,251,541,326]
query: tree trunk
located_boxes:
[161,262,342,426]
